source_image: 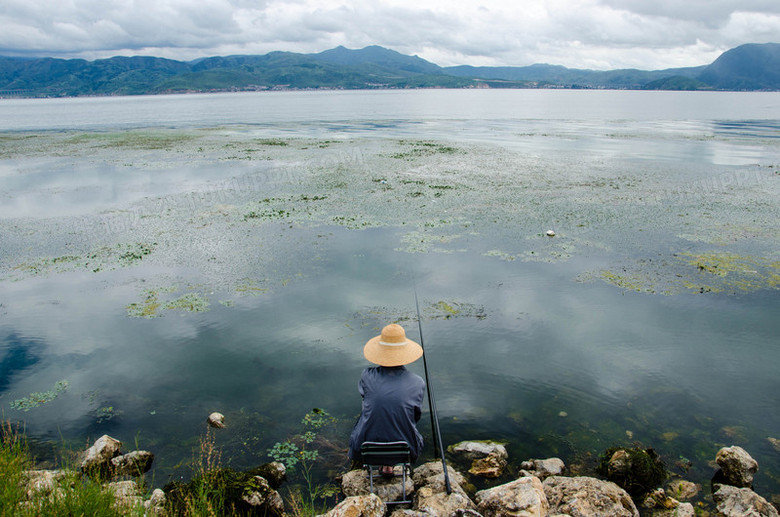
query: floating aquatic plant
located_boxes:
[10,380,69,412]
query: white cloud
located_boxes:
[0,0,776,69]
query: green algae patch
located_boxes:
[7,242,157,280]
[484,249,517,261]
[163,293,211,313]
[396,229,464,254]
[126,288,168,318]
[389,140,461,160]
[233,279,269,296]
[127,286,210,318]
[10,380,69,411]
[678,252,780,293]
[600,271,656,294]
[65,130,197,150]
[351,300,487,328]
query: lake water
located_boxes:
[1,89,779,502]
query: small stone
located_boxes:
[666,479,699,501]
[558,411,567,417]
[768,437,780,453]
[546,230,556,237]
[144,488,166,516]
[207,412,225,428]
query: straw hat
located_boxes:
[364,323,423,367]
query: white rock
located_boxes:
[207,412,225,428]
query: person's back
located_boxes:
[348,324,426,463]
[349,365,425,461]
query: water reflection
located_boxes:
[1,91,779,496]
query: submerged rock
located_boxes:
[642,488,695,516]
[449,440,508,479]
[597,446,667,497]
[665,479,699,501]
[448,441,508,462]
[520,458,566,480]
[475,475,548,517]
[716,445,758,487]
[468,453,507,478]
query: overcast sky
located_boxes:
[1,0,779,70]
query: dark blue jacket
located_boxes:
[348,366,425,461]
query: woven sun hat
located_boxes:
[364,323,423,367]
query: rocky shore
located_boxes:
[17,434,780,517]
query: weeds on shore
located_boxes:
[268,408,341,516]
[1,419,142,517]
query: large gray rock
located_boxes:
[414,485,478,515]
[412,461,468,491]
[81,435,122,472]
[342,467,414,504]
[110,450,154,477]
[716,446,759,487]
[475,475,548,517]
[317,494,385,517]
[411,461,476,515]
[242,475,285,516]
[543,475,639,517]
[520,458,566,480]
[713,484,779,517]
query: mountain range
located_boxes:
[1,43,778,97]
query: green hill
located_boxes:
[697,43,780,90]
[0,43,778,97]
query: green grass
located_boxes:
[1,420,143,516]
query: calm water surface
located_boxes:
[1,90,779,497]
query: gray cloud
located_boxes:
[0,0,777,69]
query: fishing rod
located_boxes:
[414,286,452,495]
